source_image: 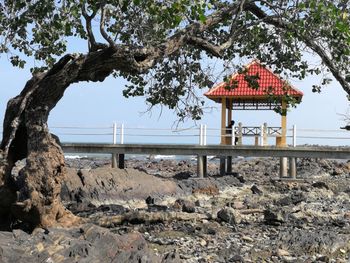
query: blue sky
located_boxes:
[1,52,350,146]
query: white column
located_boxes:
[199,124,203,145]
[238,122,243,145]
[113,122,117,144]
[120,123,124,144]
[231,125,236,145]
[260,124,264,146]
[292,124,297,147]
[203,124,207,145]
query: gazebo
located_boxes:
[205,60,304,176]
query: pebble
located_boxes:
[241,235,254,243]
[277,248,290,257]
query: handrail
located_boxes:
[2,124,350,146]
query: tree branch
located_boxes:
[245,2,350,96]
[82,4,108,52]
[185,36,223,57]
[99,5,117,48]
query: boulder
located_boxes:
[217,207,239,225]
[0,224,161,262]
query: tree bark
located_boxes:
[0,49,126,230]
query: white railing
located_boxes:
[1,124,350,146]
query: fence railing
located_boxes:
[1,123,350,146]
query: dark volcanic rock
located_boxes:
[62,167,180,205]
[162,251,182,263]
[217,207,237,225]
[312,181,329,190]
[276,228,349,257]
[173,199,196,213]
[264,208,285,225]
[146,196,155,205]
[0,224,161,263]
[275,191,306,206]
[251,184,263,195]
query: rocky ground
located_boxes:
[2,156,350,262]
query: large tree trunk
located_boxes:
[0,61,78,230]
[0,48,125,230]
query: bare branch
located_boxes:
[99,5,117,48]
[82,4,108,52]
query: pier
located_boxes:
[62,143,350,178]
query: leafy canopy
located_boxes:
[1,0,350,119]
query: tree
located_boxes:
[1,0,350,229]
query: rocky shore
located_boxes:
[1,156,350,262]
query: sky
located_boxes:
[1,50,350,146]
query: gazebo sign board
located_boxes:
[205,60,304,147]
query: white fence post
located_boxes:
[113,122,117,144]
[120,123,124,144]
[199,124,203,145]
[238,122,243,145]
[260,124,264,146]
[263,122,268,146]
[231,125,236,145]
[293,124,297,147]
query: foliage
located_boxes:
[1,0,350,119]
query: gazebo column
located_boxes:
[280,100,288,177]
[220,98,227,145]
[220,98,227,176]
[281,100,287,147]
[227,99,233,173]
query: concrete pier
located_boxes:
[62,143,350,178]
[197,155,207,178]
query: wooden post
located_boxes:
[226,99,233,172]
[281,100,287,147]
[227,99,232,145]
[280,100,287,178]
[221,98,227,145]
[220,98,227,175]
[254,136,259,146]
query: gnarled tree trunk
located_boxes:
[0,48,129,230]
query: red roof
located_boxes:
[205,61,303,101]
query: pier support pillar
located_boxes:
[197,155,207,178]
[118,154,125,169]
[112,153,118,168]
[288,157,297,178]
[279,157,288,178]
[220,157,226,176]
[226,156,232,174]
